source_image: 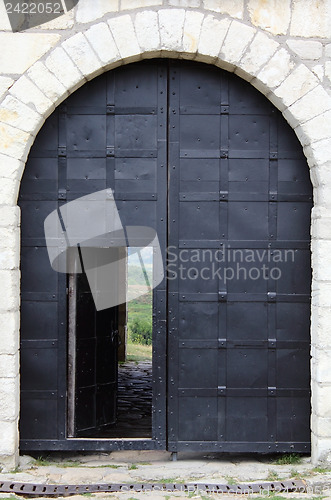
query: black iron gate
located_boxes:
[19,60,312,453]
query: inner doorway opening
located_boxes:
[67,246,153,439]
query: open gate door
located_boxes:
[67,263,119,438]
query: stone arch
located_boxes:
[1,7,330,468]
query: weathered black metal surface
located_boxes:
[19,59,311,452]
[167,62,312,453]
[0,479,307,497]
[19,61,167,449]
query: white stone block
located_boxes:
[311,433,331,465]
[35,9,74,29]
[27,62,67,107]
[62,33,103,81]
[312,64,324,81]
[312,281,331,308]
[198,16,230,62]
[272,65,319,110]
[108,15,141,61]
[236,31,278,80]
[326,44,331,58]
[312,240,331,281]
[298,110,331,147]
[169,0,200,6]
[0,269,19,311]
[122,0,162,7]
[76,0,118,23]
[45,47,84,96]
[312,217,331,241]
[311,305,331,348]
[283,86,331,129]
[158,9,185,53]
[183,10,204,54]
[312,384,331,418]
[203,0,243,18]
[291,0,331,38]
[325,62,331,85]
[0,77,14,101]
[304,139,331,170]
[9,76,54,117]
[0,312,19,356]
[0,377,19,421]
[0,206,20,227]
[0,34,60,75]
[254,48,295,94]
[0,354,19,379]
[182,10,204,54]
[134,11,161,54]
[0,96,42,135]
[312,417,331,440]
[221,21,255,67]
[248,0,291,35]
[0,0,12,30]
[0,246,18,272]
[85,23,120,68]
[0,123,33,163]
[0,421,18,457]
[287,39,323,60]
[0,155,24,181]
[315,184,331,210]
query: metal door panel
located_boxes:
[276,303,310,340]
[226,398,268,441]
[67,115,106,151]
[277,202,312,239]
[20,347,58,390]
[20,302,58,340]
[227,303,268,340]
[19,61,167,450]
[178,398,218,441]
[228,202,269,240]
[167,60,311,454]
[20,399,58,439]
[178,302,218,339]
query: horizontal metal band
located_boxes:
[19,439,163,451]
[178,240,310,249]
[21,340,58,349]
[179,192,312,202]
[21,390,58,400]
[177,388,310,398]
[170,441,310,453]
[65,106,157,115]
[178,293,310,303]
[178,339,309,349]
[21,293,59,302]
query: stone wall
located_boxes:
[0,0,331,470]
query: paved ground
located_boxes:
[1,452,331,500]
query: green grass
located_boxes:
[127,293,152,327]
[225,476,237,485]
[127,341,152,361]
[273,453,302,465]
[128,464,138,470]
[267,470,279,481]
[313,466,331,473]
